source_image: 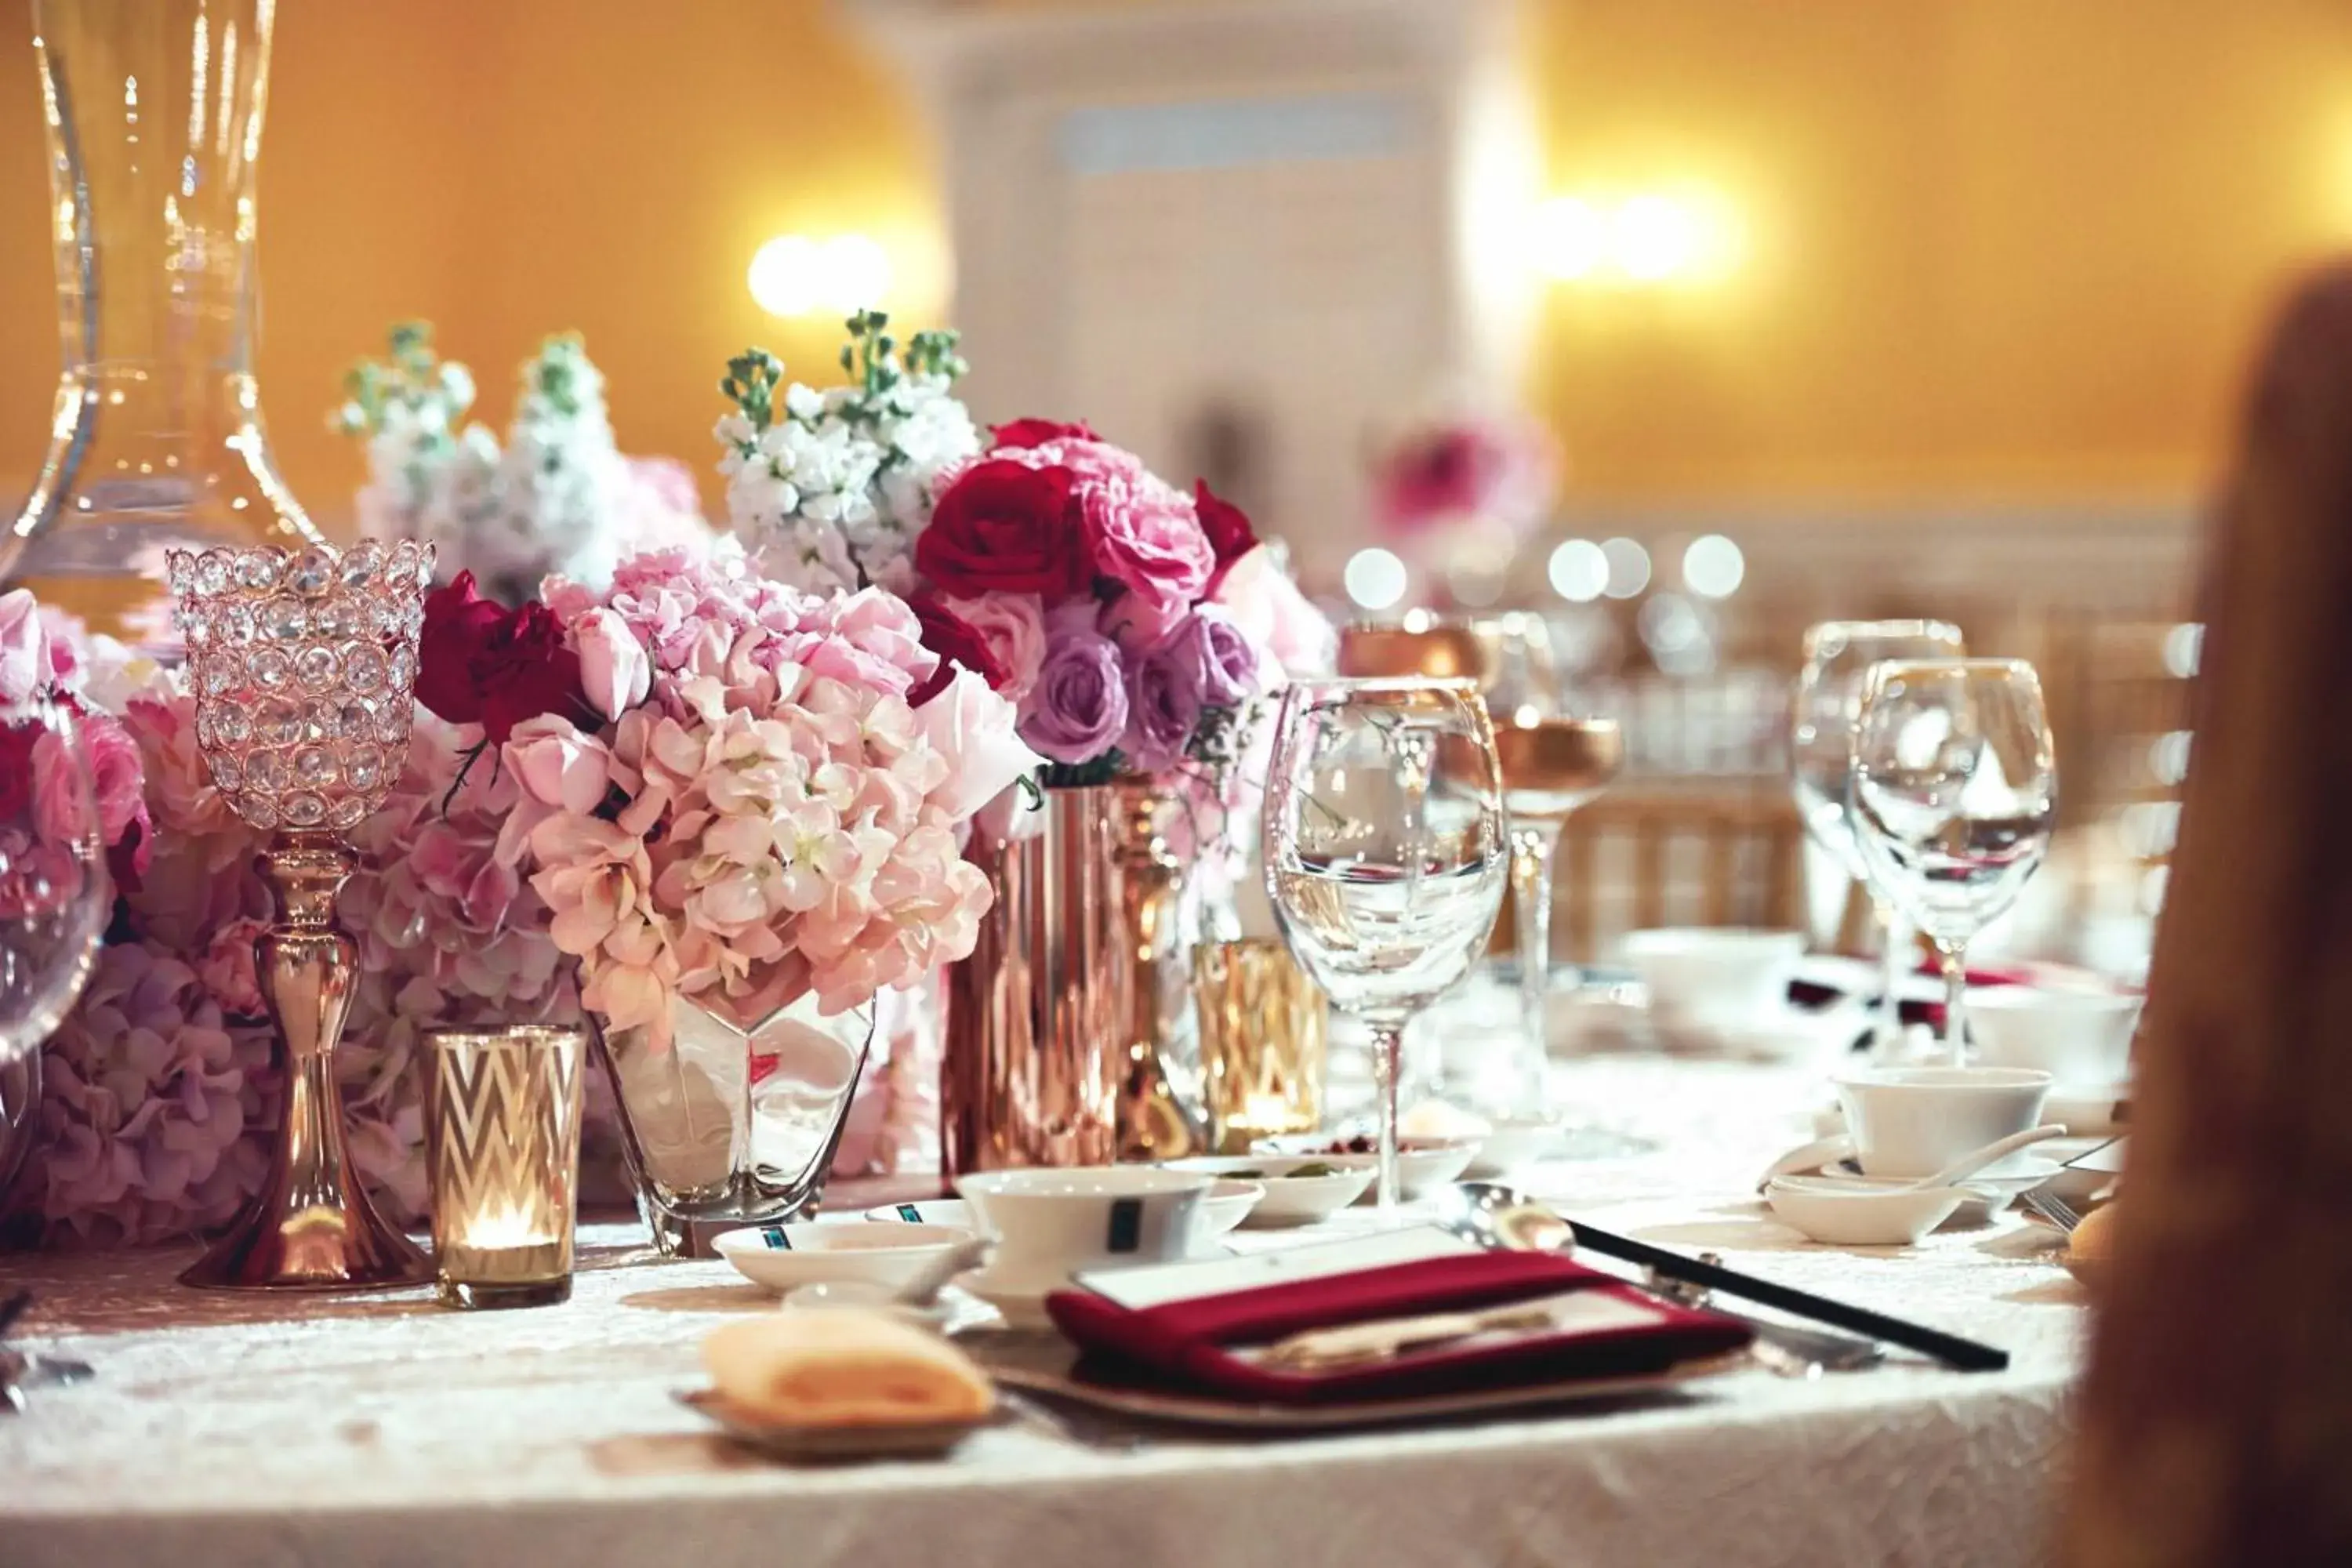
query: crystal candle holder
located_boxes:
[166,539,435,1291]
[1194,939,1327,1153]
[425,1025,587,1310]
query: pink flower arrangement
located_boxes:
[1371,412,1559,543]
[414,544,1038,1051]
[906,420,1330,797]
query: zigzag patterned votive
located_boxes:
[423,1025,588,1309]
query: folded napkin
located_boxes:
[1046,1248,1750,1405]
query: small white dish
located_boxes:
[1622,927,1806,1033]
[956,1265,1061,1330]
[1163,1154,1378,1227]
[1764,1175,1969,1246]
[1463,1116,1564,1178]
[1255,1134,1480,1201]
[1965,986,2141,1084]
[712,1221,978,1294]
[1830,1153,2063,1218]
[1198,1178,1265,1236]
[2041,1136,2125,1208]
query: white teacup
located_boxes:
[1622,927,1806,1031]
[956,1167,1211,1283]
[1834,1066,2054,1180]
[1965,987,2140,1087]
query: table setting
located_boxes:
[0,5,2146,1563]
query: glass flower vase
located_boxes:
[595,992,876,1258]
[7,0,323,638]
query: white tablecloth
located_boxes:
[0,1054,2085,1568]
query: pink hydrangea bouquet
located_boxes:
[418,545,1037,1051]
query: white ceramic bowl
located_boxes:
[712,1221,977,1293]
[1463,1116,1564,1178]
[1162,1154,1377,1227]
[956,1166,1211,1277]
[1965,987,2141,1086]
[1255,1134,1480,1201]
[1764,1176,1967,1247]
[1622,927,1806,1031]
[1834,1065,2053,1180]
[1197,1178,1265,1239]
[863,1198,975,1229]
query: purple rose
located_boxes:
[1165,604,1263,709]
[1018,626,1131,766]
[1121,637,1206,775]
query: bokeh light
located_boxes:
[1548,538,1608,601]
[1343,546,1409,610]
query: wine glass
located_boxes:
[1494,713,1622,1114]
[1263,677,1509,1212]
[1849,659,2056,1063]
[1790,620,1965,1047]
[0,699,111,1192]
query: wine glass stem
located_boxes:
[1509,822,1562,1111]
[1875,897,1910,1050]
[1939,946,1969,1065]
[1369,1021,1406,1214]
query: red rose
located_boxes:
[989,417,1098,451]
[908,591,1011,708]
[416,572,594,742]
[916,459,1094,600]
[1193,480,1258,586]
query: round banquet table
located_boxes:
[0,1050,2087,1568]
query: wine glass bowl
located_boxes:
[1496,717,1624,823]
[1849,658,2057,1062]
[1337,623,1498,688]
[1262,677,1509,1211]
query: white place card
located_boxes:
[1073,1225,1484,1312]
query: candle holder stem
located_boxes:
[180,830,431,1290]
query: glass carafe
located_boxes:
[5,0,321,638]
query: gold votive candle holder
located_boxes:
[1194,939,1328,1154]
[423,1024,588,1310]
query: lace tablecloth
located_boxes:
[0,1054,2085,1568]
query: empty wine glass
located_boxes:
[1263,677,1508,1212]
[1791,620,1965,1047]
[1849,659,2056,1063]
[0,699,110,1189]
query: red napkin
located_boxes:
[1045,1250,1751,1405]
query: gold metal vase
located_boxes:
[169,539,436,1290]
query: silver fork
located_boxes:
[2021,1187,2082,1233]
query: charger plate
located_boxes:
[676,1388,987,1461]
[982,1349,1747,1434]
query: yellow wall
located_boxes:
[0,0,2348,525]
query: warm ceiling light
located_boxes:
[1532,191,1740,288]
[749,234,894,318]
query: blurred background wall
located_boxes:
[2,0,2347,537]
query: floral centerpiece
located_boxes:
[337,323,712,604]
[1369,407,1560,600]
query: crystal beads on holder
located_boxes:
[165,543,434,836]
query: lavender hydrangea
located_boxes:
[7,942,276,1248]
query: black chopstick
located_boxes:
[1564,1219,2010,1373]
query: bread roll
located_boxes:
[2069,1201,2121,1269]
[702,1308,995,1428]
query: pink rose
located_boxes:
[495,714,620,866]
[0,590,49,710]
[196,916,269,1018]
[915,667,1042,822]
[1212,544,1335,678]
[938,591,1047,702]
[1099,589,1189,652]
[572,607,651,721]
[84,713,151,860]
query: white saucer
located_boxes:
[1828,1154,2063,1218]
[2045,1084,2129,1138]
[956,1268,1058,1330]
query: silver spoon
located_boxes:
[1438,1183,1886,1375]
